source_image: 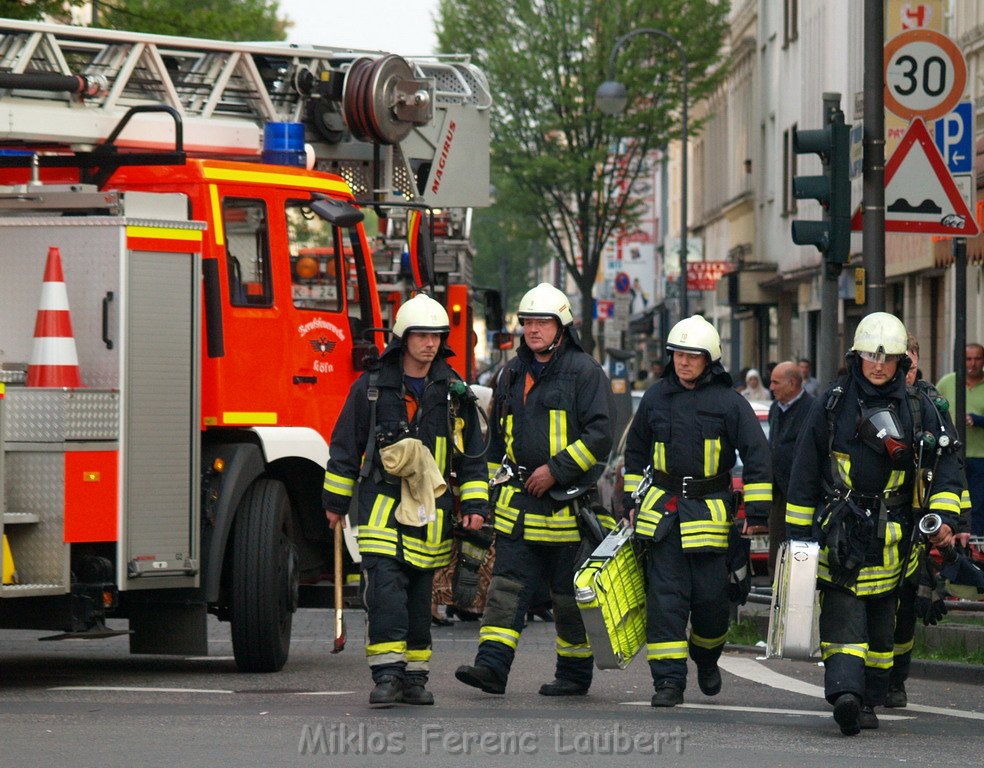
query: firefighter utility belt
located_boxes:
[825,483,908,511]
[502,459,532,484]
[651,470,731,499]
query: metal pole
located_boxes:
[819,93,842,387]
[955,237,967,454]
[863,0,886,312]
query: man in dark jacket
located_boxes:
[764,361,814,574]
[322,293,489,708]
[785,312,963,735]
[623,315,772,708]
[455,283,615,697]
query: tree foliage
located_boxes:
[98,0,289,41]
[0,1,84,21]
[436,0,729,353]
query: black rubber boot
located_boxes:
[538,678,589,696]
[650,682,684,708]
[369,676,404,708]
[884,682,907,709]
[454,664,505,695]
[403,677,435,706]
[697,664,722,696]
[833,693,861,736]
[859,704,879,730]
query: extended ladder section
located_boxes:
[0,18,491,207]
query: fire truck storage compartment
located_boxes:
[0,201,203,605]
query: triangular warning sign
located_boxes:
[850,117,978,236]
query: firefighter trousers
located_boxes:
[644,523,730,690]
[890,579,917,687]
[819,586,896,706]
[361,554,434,684]
[473,535,593,690]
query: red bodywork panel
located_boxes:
[64,451,118,543]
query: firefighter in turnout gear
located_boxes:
[455,283,616,697]
[322,293,490,708]
[623,315,772,708]
[785,312,962,735]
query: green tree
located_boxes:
[437,0,729,353]
[98,0,289,41]
[0,1,83,21]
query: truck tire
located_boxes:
[230,479,299,672]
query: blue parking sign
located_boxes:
[935,102,973,175]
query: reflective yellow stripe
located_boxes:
[203,165,352,194]
[885,469,905,492]
[833,451,853,488]
[743,482,772,503]
[504,414,516,462]
[548,409,567,456]
[786,503,814,526]
[126,225,203,242]
[653,443,666,472]
[960,489,971,510]
[865,649,894,669]
[366,641,406,657]
[480,626,520,650]
[906,542,924,577]
[564,439,596,471]
[680,534,729,550]
[883,522,902,568]
[705,498,728,522]
[488,461,500,480]
[556,637,593,658]
[459,480,489,502]
[647,641,688,660]
[434,436,447,475]
[323,471,355,497]
[369,495,395,528]
[680,521,730,535]
[641,487,665,511]
[223,411,277,425]
[209,184,224,245]
[928,491,960,513]
[690,631,727,650]
[624,473,643,494]
[893,639,915,656]
[821,642,868,661]
[704,438,721,476]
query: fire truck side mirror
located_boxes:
[406,210,434,289]
[310,197,364,227]
[492,331,514,351]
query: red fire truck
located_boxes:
[0,19,493,671]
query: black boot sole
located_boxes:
[455,667,505,695]
[833,696,861,736]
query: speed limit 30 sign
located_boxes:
[884,29,966,121]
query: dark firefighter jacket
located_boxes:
[487,330,616,544]
[785,356,964,596]
[769,391,815,494]
[321,339,489,570]
[623,361,773,552]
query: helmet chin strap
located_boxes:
[545,326,564,353]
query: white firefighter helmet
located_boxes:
[851,312,907,358]
[666,315,721,362]
[392,293,450,338]
[517,283,574,326]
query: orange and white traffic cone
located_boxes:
[26,246,82,388]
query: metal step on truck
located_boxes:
[0,18,494,672]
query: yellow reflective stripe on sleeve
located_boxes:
[323,471,355,497]
[504,414,516,463]
[623,473,643,494]
[833,451,853,488]
[928,491,960,513]
[548,409,567,456]
[653,443,667,472]
[704,437,721,476]
[820,642,868,661]
[460,480,489,502]
[480,626,520,650]
[786,503,814,526]
[646,641,688,660]
[690,631,727,650]
[564,439,596,471]
[434,436,447,475]
[743,482,772,503]
[960,489,971,510]
[488,461,500,480]
[865,649,893,669]
[893,639,915,656]
[556,637,593,658]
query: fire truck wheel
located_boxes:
[230,479,299,672]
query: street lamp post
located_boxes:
[595,28,689,319]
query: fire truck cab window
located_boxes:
[223,198,272,307]
[286,201,344,312]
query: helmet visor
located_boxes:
[858,351,903,364]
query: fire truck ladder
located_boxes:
[0,18,491,207]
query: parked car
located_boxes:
[596,401,771,573]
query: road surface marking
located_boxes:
[295,691,357,696]
[50,686,234,694]
[720,655,984,722]
[620,701,911,720]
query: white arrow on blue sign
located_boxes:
[935,101,973,175]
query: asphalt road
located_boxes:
[0,609,982,768]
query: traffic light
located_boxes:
[791,106,851,264]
